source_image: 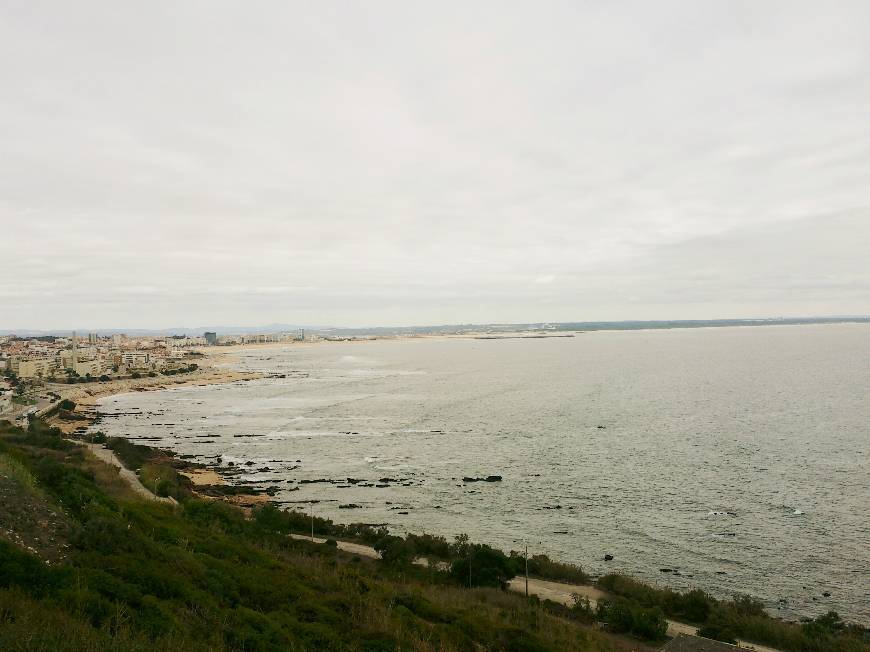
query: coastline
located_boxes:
[44,354,264,436]
[58,335,869,629]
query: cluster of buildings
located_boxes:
[203,331,304,346]
[0,329,311,384]
[0,332,198,381]
[0,377,12,413]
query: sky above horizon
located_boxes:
[2,1,869,329]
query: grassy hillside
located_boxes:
[0,420,629,652]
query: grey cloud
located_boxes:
[1,1,869,328]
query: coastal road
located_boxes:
[505,578,780,652]
[289,535,780,652]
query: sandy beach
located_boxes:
[43,354,263,435]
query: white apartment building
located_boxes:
[120,352,152,368]
[10,357,58,379]
[73,360,103,377]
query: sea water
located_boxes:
[93,324,870,622]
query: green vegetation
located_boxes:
[594,598,667,641]
[2,419,865,652]
[597,574,868,652]
[161,364,199,376]
[0,420,619,651]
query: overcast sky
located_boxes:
[2,1,869,329]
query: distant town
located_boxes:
[0,330,312,423]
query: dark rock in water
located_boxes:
[379,477,398,483]
[346,478,364,484]
[822,591,831,597]
[596,425,606,429]
[375,484,389,488]
[227,462,235,467]
[715,571,727,575]
[339,504,362,509]
[244,461,255,466]
[553,530,569,534]
[485,475,502,482]
[257,467,270,472]
[463,475,503,483]
[604,554,614,561]
[660,568,673,573]
[397,511,409,515]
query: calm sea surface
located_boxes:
[93,324,870,622]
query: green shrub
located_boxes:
[450,544,514,588]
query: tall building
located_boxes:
[204,332,217,345]
[88,332,98,344]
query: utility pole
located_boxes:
[469,554,472,589]
[310,503,314,540]
[525,541,529,598]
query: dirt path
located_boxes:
[289,533,380,558]
[71,440,177,506]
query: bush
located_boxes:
[698,619,739,645]
[510,551,589,585]
[450,544,514,588]
[596,597,667,640]
[374,535,416,566]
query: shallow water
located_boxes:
[94,324,870,622]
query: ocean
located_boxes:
[92,323,870,622]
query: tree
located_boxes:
[374,535,416,566]
[450,544,514,588]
